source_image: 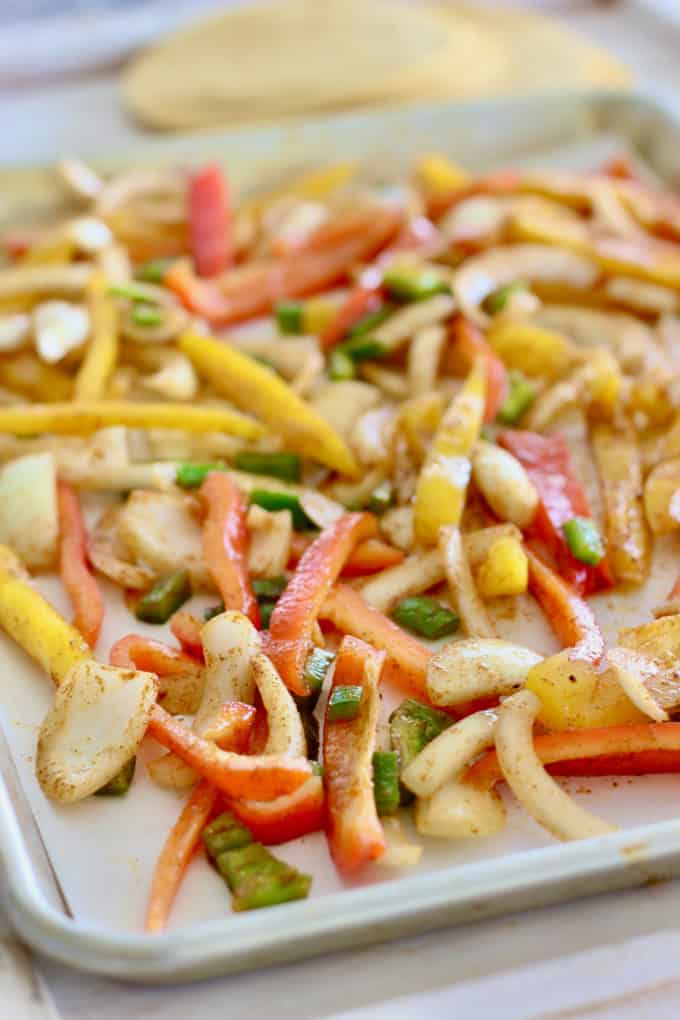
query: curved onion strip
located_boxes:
[495,690,616,841]
[453,245,598,327]
[440,526,494,639]
[36,659,157,803]
[251,652,306,757]
[402,709,497,798]
[415,780,506,839]
[358,548,444,613]
[407,324,446,396]
[427,638,542,707]
[607,647,670,723]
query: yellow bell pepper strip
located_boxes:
[466,722,680,791]
[591,425,650,586]
[487,321,574,381]
[178,330,357,474]
[145,779,218,933]
[318,583,432,699]
[0,400,263,439]
[451,315,508,423]
[323,636,386,875]
[200,472,260,628]
[268,512,377,697]
[74,270,119,401]
[416,154,468,198]
[147,704,312,800]
[57,481,104,648]
[413,356,486,546]
[0,544,90,684]
[525,547,604,664]
[0,353,73,403]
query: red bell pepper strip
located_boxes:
[169,610,204,660]
[145,779,218,933]
[226,775,324,846]
[56,480,104,648]
[320,283,383,350]
[110,633,201,674]
[466,721,680,790]
[498,429,614,596]
[288,533,404,576]
[188,164,233,277]
[319,583,432,698]
[323,636,386,875]
[526,547,605,664]
[451,315,508,423]
[426,169,521,221]
[268,512,377,697]
[165,209,401,327]
[200,472,259,627]
[147,704,312,800]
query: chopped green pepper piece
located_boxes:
[347,304,394,338]
[562,516,605,566]
[136,257,175,283]
[328,347,355,381]
[202,812,253,857]
[249,490,316,531]
[303,647,335,696]
[252,575,288,599]
[275,301,304,335]
[337,334,386,362]
[108,282,158,303]
[94,757,136,797]
[135,570,191,624]
[310,760,324,777]
[204,602,225,622]
[372,751,400,815]
[368,480,394,515]
[258,599,277,629]
[392,596,459,640]
[176,461,225,489]
[496,371,536,425]
[389,699,452,804]
[234,451,301,483]
[383,267,449,302]
[328,684,363,723]
[215,842,312,911]
[131,302,163,327]
[483,280,527,315]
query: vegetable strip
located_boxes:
[200,473,259,627]
[56,481,104,648]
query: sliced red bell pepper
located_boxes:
[110,633,202,675]
[145,778,218,933]
[526,547,605,663]
[226,775,324,846]
[466,721,680,790]
[323,636,385,875]
[56,480,104,648]
[169,610,205,660]
[319,583,432,698]
[320,282,383,350]
[165,209,401,327]
[498,429,614,596]
[288,533,404,576]
[188,163,233,277]
[147,704,312,800]
[426,169,521,221]
[268,512,377,697]
[451,315,508,423]
[200,472,259,627]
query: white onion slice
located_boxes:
[402,709,497,798]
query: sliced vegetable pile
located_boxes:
[2,151,680,929]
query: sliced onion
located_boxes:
[252,652,306,757]
[427,638,541,707]
[358,548,444,613]
[402,709,497,798]
[495,690,616,841]
[440,526,494,639]
[415,781,506,839]
[36,659,157,803]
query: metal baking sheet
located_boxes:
[2,89,680,983]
